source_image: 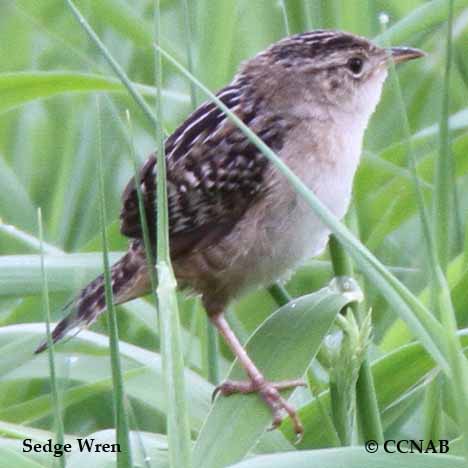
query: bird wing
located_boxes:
[120,83,288,259]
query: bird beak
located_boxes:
[388,46,426,64]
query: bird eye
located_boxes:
[347,57,364,76]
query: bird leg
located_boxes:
[210,313,305,437]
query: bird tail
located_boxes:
[35,241,150,354]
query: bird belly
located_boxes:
[232,117,363,290]
[225,169,354,299]
[183,126,363,308]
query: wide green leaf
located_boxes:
[66,430,169,468]
[0,325,212,432]
[0,448,46,468]
[357,133,468,247]
[193,279,361,468]
[284,330,468,448]
[0,425,169,468]
[229,447,464,468]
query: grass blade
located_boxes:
[375,0,467,46]
[436,269,468,461]
[379,19,438,290]
[229,446,465,468]
[328,235,383,444]
[97,99,132,468]
[37,208,65,468]
[156,263,193,467]
[378,22,447,447]
[278,0,291,35]
[179,0,219,385]
[0,252,122,296]
[0,71,188,115]
[154,2,192,467]
[287,330,468,448]
[65,0,161,130]
[154,0,169,261]
[0,221,62,254]
[196,0,237,91]
[434,0,455,271]
[267,284,292,307]
[125,110,158,302]
[181,0,197,108]
[0,324,213,432]
[382,11,468,462]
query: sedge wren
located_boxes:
[36,30,424,436]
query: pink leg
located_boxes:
[211,313,305,438]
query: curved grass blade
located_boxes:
[0,72,188,115]
[375,0,467,46]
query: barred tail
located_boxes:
[35,240,150,354]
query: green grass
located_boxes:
[96,97,133,468]
[38,207,65,468]
[1,0,468,467]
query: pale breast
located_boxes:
[221,116,364,296]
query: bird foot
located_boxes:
[212,378,305,441]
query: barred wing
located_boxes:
[120,84,288,259]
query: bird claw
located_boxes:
[259,384,304,440]
[211,385,221,403]
[211,378,305,439]
[212,379,257,401]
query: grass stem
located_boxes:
[434,0,455,272]
[65,0,161,131]
[329,235,383,444]
[38,208,65,468]
[278,0,291,35]
[182,0,197,108]
[267,284,292,307]
[154,2,192,466]
[125,110,159,305]
[97,99,133,468]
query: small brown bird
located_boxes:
[36,30,424,436]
